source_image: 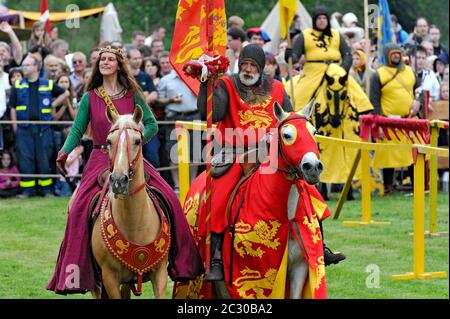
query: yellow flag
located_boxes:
[279,0,298,39]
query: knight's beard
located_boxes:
[239,72,260,86]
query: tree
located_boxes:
[5,0,448,55]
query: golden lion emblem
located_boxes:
[174,276,205,299]
[233,220,281,258]
[238,110,273,128]
[233,267,278,299]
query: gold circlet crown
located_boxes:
[99,45,125,58]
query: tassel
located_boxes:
[136,272,143,296]
[131,272,143,296]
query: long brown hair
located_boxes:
[85,46,147,106]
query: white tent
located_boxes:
[100,2,122,43]
[261,1,312,54]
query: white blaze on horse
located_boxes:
[91,106,171,299]
[174,100,328,299]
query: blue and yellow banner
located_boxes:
[377,0,396,65]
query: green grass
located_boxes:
[324,191,449,299]
[0,191,448,299]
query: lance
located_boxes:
[204,0,214,274]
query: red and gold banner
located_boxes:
[170,0,227,95]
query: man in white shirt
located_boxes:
[415,45,441,101]
[330,12,364,45]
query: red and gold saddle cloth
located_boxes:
[99,191,171,294]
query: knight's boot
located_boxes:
[204,232,224,281]
[319,220,346,266]
[323,243,346,266]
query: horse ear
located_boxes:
[298,98,315,120]
[273,102,289,122]
[133,105,143,124]
[106,105,119,124]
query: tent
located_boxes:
[261,0,312,54]
[100,3,122,43]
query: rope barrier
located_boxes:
[0,119,206,178]
[0,163,206,178]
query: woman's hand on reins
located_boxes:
[56,151,69,177]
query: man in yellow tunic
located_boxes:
[285,6,373,195]
[369,43,421,194]
[285,6,352,110]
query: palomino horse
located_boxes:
[173,101,328,299]
[91,106,171,299]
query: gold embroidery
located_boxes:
[115,240,130,254]
[184,192,201,231]
[302,216,321,244]
[238,109,273,128]
[233,267,278,299]
[174,276,205,299]
[248,95,273,109]
[154,238,166,253]
[315,256,326,290]
[234,220,281,258]
[107,224,117,239]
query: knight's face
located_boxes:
[239,60,260,86]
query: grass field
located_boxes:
[0,190,448,299]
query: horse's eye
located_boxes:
[134,139,140,146]
[107,139,112,146]
[281,124,297,146]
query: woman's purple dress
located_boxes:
[47,90,204,294]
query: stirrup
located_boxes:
[323,246,346,266]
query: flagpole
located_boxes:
[364,0,371,96]
[204,0,214,275]
[285,7,296,108]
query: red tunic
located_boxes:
[209,76,286,234]
[215,76,285,148]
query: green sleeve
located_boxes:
[61,93,90,154]
[135,94,158,143]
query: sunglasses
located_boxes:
[73,60,83,64]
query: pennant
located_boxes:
[40,0,52,34]
[170,0,227,96]
[279,0,298,39]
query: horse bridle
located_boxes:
[108,124,145,196]
[276,116,307,180]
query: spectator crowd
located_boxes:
[0,8,448,199]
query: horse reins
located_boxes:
[108,124,145,196]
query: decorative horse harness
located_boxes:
[94,114,171,296]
